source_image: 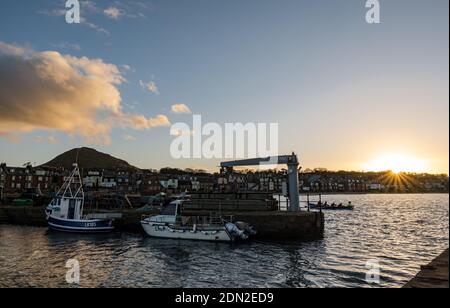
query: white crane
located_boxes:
[221,153,300,212]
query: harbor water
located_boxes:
[0,194,448,288]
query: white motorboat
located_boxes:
[141,200,255,242]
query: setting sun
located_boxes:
[364,154,429,174]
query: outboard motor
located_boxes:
[235,221,258,236]
[225,222,249,241]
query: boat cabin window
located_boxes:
[161,203,180,216]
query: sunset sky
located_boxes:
[0,0,448,174]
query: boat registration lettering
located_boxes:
[85,222,97,228]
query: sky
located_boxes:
[0,0,448,174]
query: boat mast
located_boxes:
[53,163,85,217]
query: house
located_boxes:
[101,171,117,189]
[0,163,6,200]
[83,170,103,188]
[139,175,162,194]
[191,178,200,191]
[33,168,54,192]
[198,176,215,192]
[160,179,178,190]
[4,167,28,193]
[116,171,131,191]
[368,183,384,191]
[178,179,192,192]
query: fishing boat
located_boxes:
[141,200,256,242]
[45,163,114,233]
[308,202,354,211]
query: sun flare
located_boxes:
[364,154,428,174]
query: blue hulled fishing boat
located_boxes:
[45,163,114,233]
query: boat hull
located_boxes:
[141,221,232,242]
[47,216,114,233]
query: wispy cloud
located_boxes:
[33,135,59,144]
[171,104,192,114]
[140,80,160,95]
[37,2,110,35]
[0,41,170,145]
[50,42,82,51]
[37,1,152,36]
[123,134,137,141]
[0,41,26,56]
[0,132,20,143]
[36,8,66,17]
[104,7,123,20]
[120,64,135,74]
[81,17,110,35]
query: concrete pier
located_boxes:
[0,205,324,240]
[0,206,47,227]
[404,249,449,288]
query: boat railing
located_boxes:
[141,213,235,226]
[180,215,234,227]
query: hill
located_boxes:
[42,148,138,170]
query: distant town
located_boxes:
[1,155,448,205]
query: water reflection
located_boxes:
[0,194,448,288]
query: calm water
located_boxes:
[0,194,448,288]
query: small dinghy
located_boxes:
[141,200,256,242]
[45,163,114,233]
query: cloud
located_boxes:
[104,7,123,20]
[33,136,59,144]
[80,17,110,35]
[170,128,195,137]
[0,41,26,56]
[36,8,66,17]
[0,132,20,143]
[121,64,132,71]
[37,2,109,35]
[51,42,82,51]
[123,134,136,141]
[171,104,192,114]
[0,41,170,145]
[81,0,102,14]
[37,1,152,36]
[139,80,160,95]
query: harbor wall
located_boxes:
[234,211,324,240]
[0,206,324,240]
[0,206,47,226]
[403,248,449,288]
